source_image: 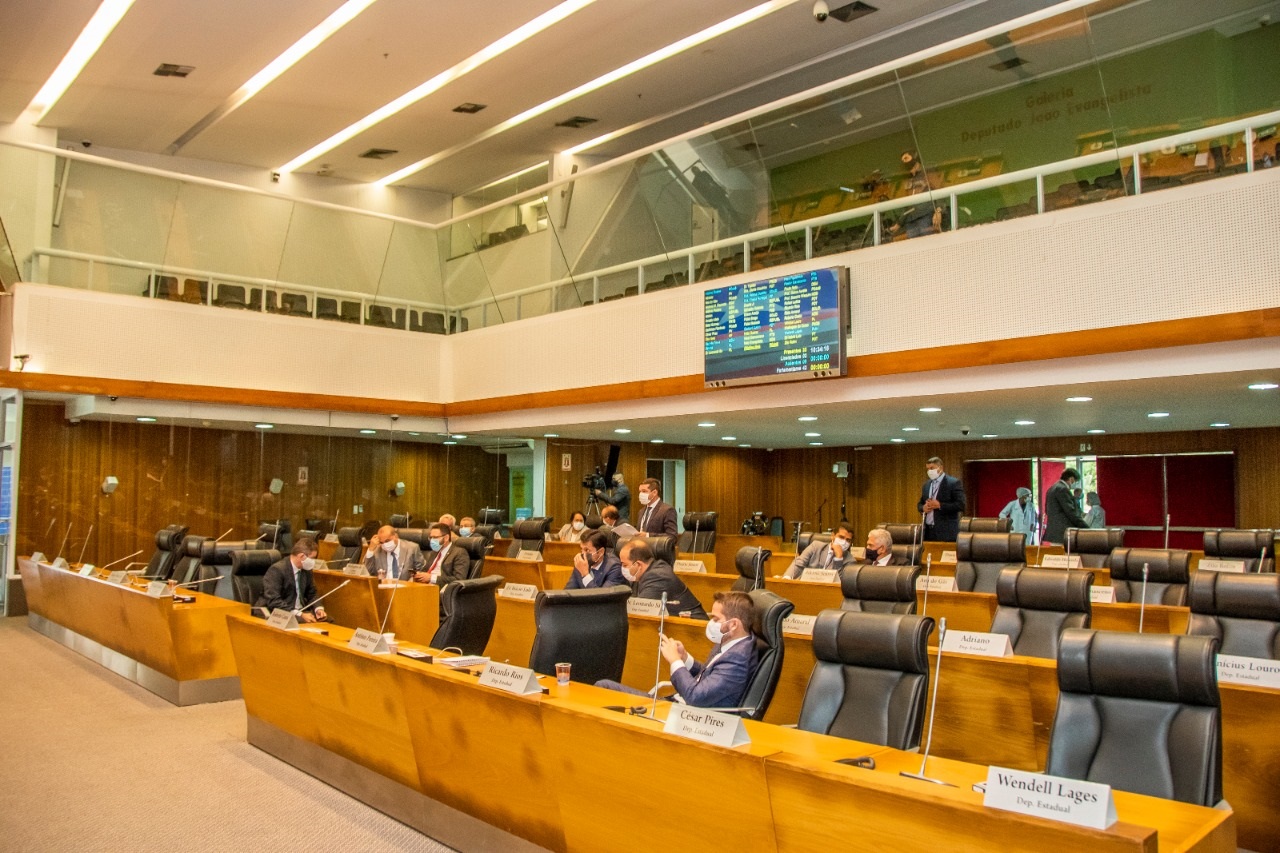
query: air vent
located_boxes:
[153,63,194,78]
[829,2,877,23]
[453,102,486,114]
[358,148,398,160]
[739,142,762,153]
[555,116,598,129]
[990,56,1029,71]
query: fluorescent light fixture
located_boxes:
[25,0,136,122]
[798,415,818,422]
[902,426,919,432]
[1066,396,1093,403]
[1014,420,1035,426]
[408,432,421,436]
[890,438,906,443]
[981,434,998,439]
[443,440,458,445]
[721,436,737,441]
[919,407,942,413]
[1086,429,1106,434]
[543,433,560,437]
[463,160,550,196]
[809,442,823,446]
[650,439,664,444]
[738,443,752,448]
[1210,422,1230,428]
[359,428,377,434]
[135,416,157,423]
[377,0,793,185]
[698,422,716,427]
[804,432,821,437]
[1248,382,1278,390]
[280,0,597,174]
[168,0,374,153]
[254,423,274,429]
[614,428,631,434]
[1147,412,1170,418]
[450,434,467,439]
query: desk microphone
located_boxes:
[1138,563,1150,633]
[692,517,701,553]
[378,574,402,634]
[98,550,145,573]
[77,524,95,567]
[646,592,669,720]
[331,509,341,538]
[271,518,283,550]
[44,517,58,544]
[213,527,234,543]
[304,579,352,619]
[755,546,764,590]
[1033,541,1043,567]
[919,554,934,616]
[901,617,954,787]
[1064,530,1073,568]
[53,523,73,565]
[171,575,222,589]
[1163,514,1171,549]
[1262,547,1269,572]
[912,512,926,568]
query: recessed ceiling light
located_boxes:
[543,433,559,438]
[890,438,906,443]
[1066,396,1093,403]
[408,432,420,436]
[721,436,736,441]
[1210,422,1230,428]
[698,422,716,427]
[919,407,942,413]
[902,426,919,432]
[443,440,458,445]
[809,441,823,446]
[798,416,818,422]
[1147,412,1170,418]
[136,416,157,423]
[1248,382,1278,391]
[614,428,631,434]
[981,434,998,439]
[1014,420,1035,426]
[738,443,751,448]
[451,434,467,439]
[254,423,274,429]
[650,439,664,444]
[359,429,377,434]
[804,432,821,437]
[1086,429,1106,434]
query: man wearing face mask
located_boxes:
[1044,468,1088,544]
[565,530,626,589]
[456,517,476,539]
[363,525,427,581]
[635,477,679,538]
[998,487,1040,540]
[417,523,468,587]
[783,523,855,579]
[863,528,909,566]
[917,456,966,542]
[620,539,708,618]
[257,538,328,622]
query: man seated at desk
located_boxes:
[456,516,476,538]
[783,523,855,578]
[364,525,426,581]
[863,528,909,566]
[257,538,328,622]
[596,591,757,709]
[422,522,469,587]
[620,539,708,619]
[601,505,637,538]
[565,530,626,589]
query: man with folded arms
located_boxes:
[783,523,855,578]
[257,538,328,623]
[620,539,708,619]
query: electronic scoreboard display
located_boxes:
[702,266,849,388]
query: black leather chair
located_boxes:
[305,517,334,538]
[878,523,921,549]
[840,565,921,614]
[1108,547,1191,605]
[731,546,772,591]
[257,521,291,551]
[958,516,1011,533]
[169,535,209,584]
[507,517,552,557]
[796,532,832,554]
[1186,571,1280,659]
[528,586,631,683]
[478,507,505,526]
[954,532,1026,593]
[1046,629,1222,807]
[395,528,430,550]
[141,525,188,580]
[735,589,794,720]
[389,513,415,529]
[676,512,717,553]
[648,535,677,565]
[1202,529,1276,573]
[431,575,502,655]
[889,541,923,566]
[453,535,487,580]
[201,539,267,599]
[230,549,280,606]
[1065,528,1125,568]
[332,526,363,563]
[358,520,382,542]
[989,567,1093,659]
[796,610,936,750]
[471,524,499,556]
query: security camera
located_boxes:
[961,426,971,436]
[81,140,92,149]
[813,0,829,21]
[270,171,280,183]
[108,395,118,402]
[390,414,399,422]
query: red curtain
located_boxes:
[965,460,1034,518]
[1166,454,1236,549]
[1096,456,1164,547]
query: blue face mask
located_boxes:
[458,527,472,537]
[429,539,443,552]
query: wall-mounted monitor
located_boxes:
[703,266,849,389]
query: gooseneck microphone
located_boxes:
[54,523,73,564]
[1138,563,1150,633]
[77,524,95,566]
[213,527,234,543]
[99,550,145,573]
[171,575,222,589]
[647,591,669,720]
[919,554,934,616]
[901,617,954,787]
[378,575,402,634]
[304,579,352,615]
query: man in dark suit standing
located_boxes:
[1044,467,1088,543]
[256,538,328,622]
[620,539,708,618]
[635,477,679,538]
[421,523,469,586]
[917,456,966,542]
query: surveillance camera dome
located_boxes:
[813,0,829,21]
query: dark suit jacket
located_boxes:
[917,474,966,541]
[1044,480,1087,543]
[424,544,470,586]
[863,552,911,567]
[634,560,708,619]
[256,557,318,613]
[565,550,627,589]
[671,635,759,709]
[636,500,679,537]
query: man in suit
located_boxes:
[635,477,679,537]
[256,538,328,622]
[621,539,708,618]
[565,530,627,589]
[421,522,469,587]
[363,525,427,581]
[601,505,637,538]
[1044,467,1088,543]
[917,456,966,542]
[863,528,910,566]
[783,523,855,578]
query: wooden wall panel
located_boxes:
[17,402,509,566]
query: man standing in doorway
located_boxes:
[917,456,966,542]
[1044,468,1088,543]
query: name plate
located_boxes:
[323,533,340,543]
[915,575,957,592]
[941,630,1013,657]
[266,609,300,631]
[799,568,839,583]
[984,766,1116,830]
[78,565,97,577]
[499,583,539,601]
[106,570,129,584]
[1090,586,1116,603]
[31,551,46,562]
[1198,559,1246,573]
[849,547,866,561]
[478,661,543,695]
[1216,654,1280,688]
[626,597,666,617]
[145,581,173,598]
[1041,554,1082,568]
[342,563,370,576]
[662,705,750,748]
[782,614,816,636]
[516,550,542,562]
[52,557,70,570]
[939,550,957,563]
[348,627,391,654]
[673,559,706,574]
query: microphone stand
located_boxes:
[77,524,95,566]
[1138,564,1149,633]
[901,617,953,786]
[54,523,73,564]
[919,555,933,616]
[646,592,669,720]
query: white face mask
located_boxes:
[300,557,317,571]
[926,468,942,481]
[381,540,397,553]
[621,564,636,583]
[832,536,849,551]
[705,618,727,644]
[572,520,585,531]
[458,526,472,537]
[638,491,653,506]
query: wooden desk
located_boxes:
[677,571,736,608]
[542,540,581,567]
[764,576,842,615]
[481,555,569,590]
[1092,602,1189,635]
[18,556,245,705]
[715,534,789,580]
[312,569,439,646]
[484,596,537,665]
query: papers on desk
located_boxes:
[984,766,1116,830]
[439,655,489,668]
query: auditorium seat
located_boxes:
[840,565,921,614]
[507,518,552,557]
[796,532,831,554]
[648,534,677,565]
[528,586,631,683]
[453,535,487,580]
[958,516,1011,533]
[470,524,499,556]
[366,305,397,328]
[168,534,209,584]
[878,522,921,550]
[734,589,794,720]
[1107,547,1191,605]
[278,293,310,316]
[389,513,414,529]
[732,546,771,592]
[148,273,179,299]
[339,301,360,324]
[988,567,1093,659]
[1065,528,1125,568]
[412,311,447,334]
[676,512,717,553]
[212,283,248,309]
[142,525,188,580]
[954,532,1026,594]
[796,610,935,750]
[1186,571,1280,659]
[1202,528,1275,572]
[230,549,280,606]
[1046,629,1222,807]
[331,527,363,563]
[478,508,505,526]
[395,528,430,550]
[201,539,268,599]
[431,575,502,655]
[316,297,341,321]
[258,521,291,551]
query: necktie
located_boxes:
[293,569,302,609]
[926,478,941,524]
[642,505,652,530]
[391,551,399,579]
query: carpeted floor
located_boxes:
[0,616,455,852]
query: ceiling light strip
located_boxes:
[167,0,377,154]
[376,0,796,186]
[25,0,137,122]
[278,0,597,174]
